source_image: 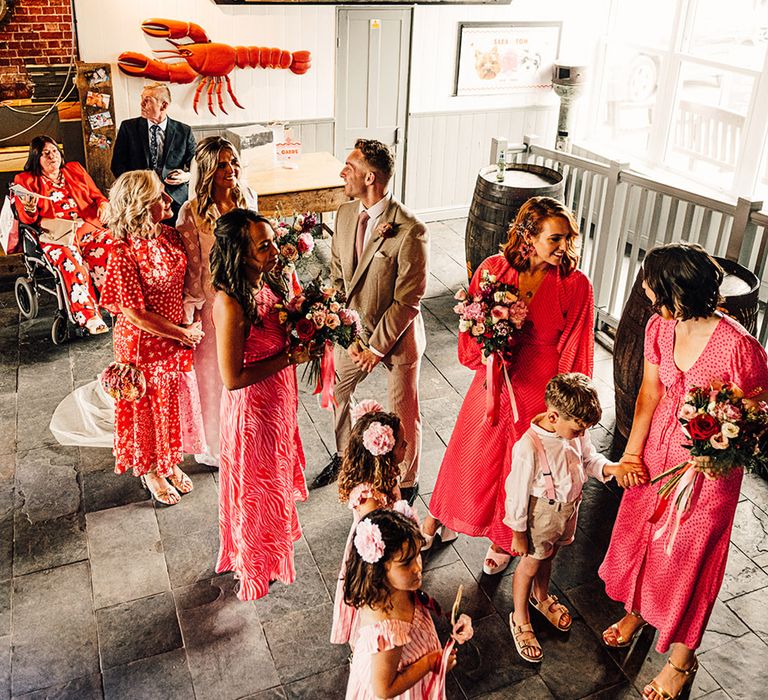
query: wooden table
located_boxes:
[246,151,350,217]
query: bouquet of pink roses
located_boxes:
[650,380,768,553]
[273,211,317,268]
[453,269,528,424]
[453,269,528,363]
[276,277,363,409]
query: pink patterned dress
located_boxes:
[599,314,768,652]
[331,484,395,646]
[100,225,203,477]
[216,284,308,601]
[346,594,442,700]
[428,255,595,553]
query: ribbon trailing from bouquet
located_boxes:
[648,461,699,555]
[314,341,337,411]
[485,353,519,426]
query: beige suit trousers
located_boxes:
[332,344,422,486]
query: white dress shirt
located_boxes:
[503,420,611,532]
[358,191,392,252]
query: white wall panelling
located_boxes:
[191,119,334,155]
[404,106,557,216]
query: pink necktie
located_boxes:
[355,210,370,265]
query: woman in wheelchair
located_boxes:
[14,135,114,334]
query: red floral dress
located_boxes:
[43,181,113,327]
[100,225,203,477]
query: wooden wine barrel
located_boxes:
[465,163,564,281]
[613,257,760,439]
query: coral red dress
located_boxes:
[428,254,595,553]
[100,225,203,477]
[216,284,308,601]
[599,314,768,652]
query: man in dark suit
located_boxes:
[111,82,196,223]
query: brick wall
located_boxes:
[0,0,76,100]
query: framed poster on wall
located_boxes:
[453,22,562,96]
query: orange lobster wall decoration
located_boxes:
[117,19,312,115]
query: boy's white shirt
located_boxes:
[503,419,612,532]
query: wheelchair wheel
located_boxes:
[14,277,38,320]
[51,313,69,345]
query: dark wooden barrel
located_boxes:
[465,164,564,281]
[613,257,760,439]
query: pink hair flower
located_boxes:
[351,399,384,424]
[362,421,396,456]
[354,519,385,563]
[392,500,420,526]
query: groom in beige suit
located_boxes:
[311,139,428,503]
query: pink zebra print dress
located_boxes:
[215,284,308,601]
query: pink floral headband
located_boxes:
[362,421,395,456]
[353,502,421,563]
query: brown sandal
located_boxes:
[644,657,698,699]
[602,610,646,648]
[140,475,180,506]
[168,470,194,495]
[509,614,542,663]
[530,593,572,631]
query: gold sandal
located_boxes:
[509,614,542,663]
[168,470,194,495]
[140,475,180,506]
[602,610,646,648]
[530,593,572,631]
[643,657,698,700]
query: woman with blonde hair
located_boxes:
[424,196,595,575]
[177,136,258,466]
[100,170,204,505]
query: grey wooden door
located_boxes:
[335,7,412,199]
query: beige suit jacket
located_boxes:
[330,197,428,365]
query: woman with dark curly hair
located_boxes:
[212,208,311,600]
[599,243,768,700]
[331,402,406,646]
[425,196,595,576]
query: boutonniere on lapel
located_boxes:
[374,215,398,239]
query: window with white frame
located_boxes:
[586,0,768,199]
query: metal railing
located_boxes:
[505,137,768,346]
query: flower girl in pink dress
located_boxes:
[344,509,473,699]
[331,401,406,646]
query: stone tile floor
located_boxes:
[1,218,768,699]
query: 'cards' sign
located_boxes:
[276,140,302,164]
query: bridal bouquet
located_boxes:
[453,269,529,424]
[453,269,528,363]
[650,380,768,553]
[276,277,363,408]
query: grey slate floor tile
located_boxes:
[11,562,99,697]
[13,673,103,700]
[96,592,183,670]
[102,648,193,700]
[176,575,280,700]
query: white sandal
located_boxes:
[421,525,458,552]
[482,545,512,575]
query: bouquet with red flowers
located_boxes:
[276,277,363,408]
[453,269,528,424]
[650,380,768,553]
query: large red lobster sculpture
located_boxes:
[117,19,312,115]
